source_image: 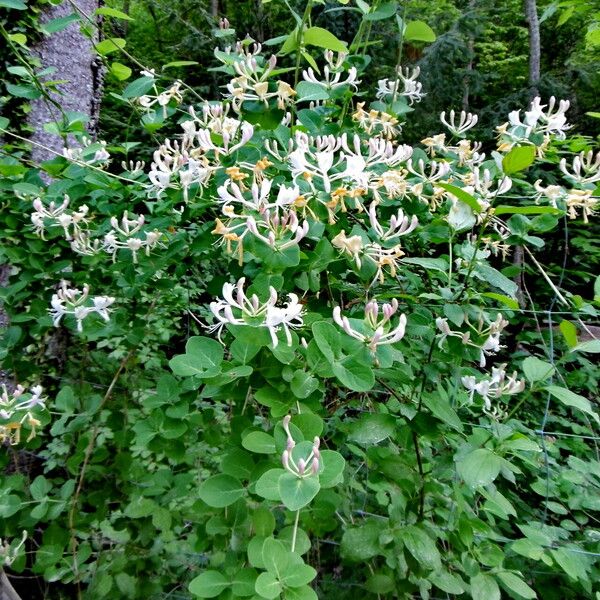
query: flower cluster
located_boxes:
[376,66,425,104]
[137,69,184,118]
[281,415,321,478]
[462,365,525,415]
[31,195,90,240]
[0,531,27,567]
[334,298,407,352]
[208,278,304,347]
[1,384,46,444]
[102,212,165,263]
[49,281,115,332]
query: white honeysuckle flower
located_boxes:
[103,211,165,263]
[302,65,359,91]
[208,278,305,347]
[368,203,418,242]
[48,281,115,333]
[281,415,321,478]
[138,80,184,117]
[565,189,598,223]
[376,66,425,105]
[440,110,479,136]
[246,208,309,251]
[559,151,600,185]
[406,158,451,183]
[332,230,364,268]
[462,364,525,412]
[218,178,273,212]
[333,299,407,352]
[533,180,565,207]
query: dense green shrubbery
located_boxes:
[1,2,600,599]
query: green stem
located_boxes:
[293,0,315,89]
[291,510,301,552]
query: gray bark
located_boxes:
[525,0,541,97]
[28,0,103,162]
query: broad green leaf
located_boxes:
[280,561,317,587]
[341,521,385,561]
[230,338,262,363]
[0,117,8,130]
[318,450,345,487]
[122,76,155,99]
[278,472,320,511]
[0,0,26,9]
[110,62,132,81]
[473,264,517,297]
[502,145,536,174]
[198,474,245,508]
[42,13,80,34]
[312,321,341,362]
[284,586,318,600]
[332,355,374,392]
[522,356,555,382]
[494,205,561,216]
[365,574,395,594]
[496,572,537,599]
[95,38,126,56]
[262,538,290,575]
[550,547,589,581]
[364,2,397,21]
[242,431,277,454]
[545,386,600,424]
[231,568,258,596]
[290,370,318,399]
[470,573,501,600]
[96,6,133,20]
[30,476,51,501]
[255,468,285,501]
[559,320,578,348]
[255,572,282,599]
[438,183,481,213]
[295,81,330,102]
[422,394,463,432]
[481,292,519,310]
[430,570,465,594]
[0,494,20,517]
[402,257,448,273]
[348,413,395,445]
[169,336,223,378]
[457,448,503,488]
[572,340,600,353]
[402,525,442,570]
[252,507,276,537]
[189,571,229,598]
[303,27,347,52]
[404,20,436,42]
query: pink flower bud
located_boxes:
[311,458,319,475]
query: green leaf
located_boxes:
[402,257,449,273]
[502,146,536,174]
[110,62,132,81]
[198,474,245,508]
[365,574,395,594]
[96,6,133,20]
[290,370,318,399]
[481,292,519,310]
[422,393,463,432]
[231,568,258,596]
[473,264,517,297]
[162,60,200,69]
[0,117,8,130]
[430,570,465,594]
[494,205,561,216]
[95,38,126,56]
[255,572,282,599]
[470,573,501,600]
[318,450,345,488]
[496,572,537,599]
[545,386,600,424]
[559,320,578,348]
[295,81,330,102]
[284,586,318,600]
[348,413,395,445]
[0,494,20,517]
[0,0,26,9]
[522,356,555,383]
[572,340,600,353]
[364,2,397,21]
[402,525,441,570]
[457,448,503,488]
[303,27,347,52]
[30,476,51,501]
[312,321,341,362]
[341,520,385,561]
[404,20,436,42]
[42,13,80,34]
[230,338,262,363]
[189,571,230,598]
[280,561,317,587]
[262,538,290,575]
[242,431,277,454]
[169,336,223,378]
[122,76,155,99]
[255,468,285,501]
[438,183,482,213]
[332,355,374,392]
[278,472,320,511]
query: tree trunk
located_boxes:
[525,0,540,97]
[27,0,104,162]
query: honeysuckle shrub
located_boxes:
[1,7,600,600]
